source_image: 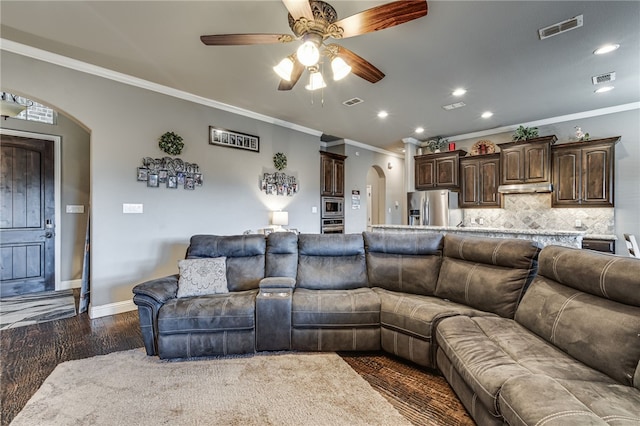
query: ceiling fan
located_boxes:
[200,0,428,91]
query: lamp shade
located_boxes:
[272,211,289,226]
[296,41,320,67]
[273,57,294,81]
[305,71,326,91]
[331,57,351,81]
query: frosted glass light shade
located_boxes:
[272,211,289,226]
[273,57,294,81]
[305,71,326,91]
[331,57,351,81]
[296,41,320,67]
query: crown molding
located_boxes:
[0,38,323,138]
[446,102,640,141]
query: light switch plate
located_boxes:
[123,203,143,214]
[66,205,84,214]
[311,206,318,214]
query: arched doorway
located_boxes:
[0,95,91,310]
[366,165,386,230]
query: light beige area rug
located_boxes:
[10,349,412,425]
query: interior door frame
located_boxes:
[0,128,62,290]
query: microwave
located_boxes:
[321,196,344,218]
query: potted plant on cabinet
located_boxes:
[512,126,539,141]
[425,136,448,153]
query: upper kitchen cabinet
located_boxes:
[459,153,501,208]
[498,135,557,185]
[415,150,467,190]
[320,151,347,197]
[552,137,620,207]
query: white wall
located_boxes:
[1,51,325,313]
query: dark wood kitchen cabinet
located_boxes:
[498,135,557,185]
[459,153,501,208]
[415,150,467,190]
[320,151,346,197]
[551,137,619,207]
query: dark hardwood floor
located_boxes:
[1,294,474,426]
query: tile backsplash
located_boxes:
[461,193,614,235]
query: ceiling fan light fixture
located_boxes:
[331,57,352,81]
[305,69,326,91]
[297,40,320,67]
[273,56,295,81]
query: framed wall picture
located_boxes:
[209,126,259,153]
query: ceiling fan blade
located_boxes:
[334,45,385,83]
[333,0,428,39]
[200,34,293,46]
[278,60,305,90]
[281,0,314,21]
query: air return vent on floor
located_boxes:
[538,15,583,40]
[592,72,616,85]
[342,97,364,107]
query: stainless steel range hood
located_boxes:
[498,182,553,194]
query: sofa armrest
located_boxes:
[132,274,179,303]
[259,276,296,289]
[132,275,178,356]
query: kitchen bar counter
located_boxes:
[370,225,586,248]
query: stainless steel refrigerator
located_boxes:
[407,190,462,226]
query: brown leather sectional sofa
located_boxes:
[133,232,640,425]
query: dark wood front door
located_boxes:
[0,135,55,296]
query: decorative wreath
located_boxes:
[159,132,184,156]
[273,152,287,171]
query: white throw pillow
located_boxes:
[177,257,229,298]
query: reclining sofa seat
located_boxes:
[365,232,541,368]
[291,234,381,351]
[436,245,640,425]
[133,234,267,359]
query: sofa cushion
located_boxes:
[537,245,640,307]
[499,375,640,426]
[515,275,640,387]
[158,289,256,334]
[292,288,379,328]
[364,232,443,296]
[435,234,541,318]
[266,232,298,278]
[435,315,618,416]
[186,235,266,291]
[177,257,228,298]
[296,234,367,290]
[374,288,490,342]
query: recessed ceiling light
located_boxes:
[415,127,424,134]
[481,111,494,119]
[594,44,620,55]
[377,110,388,118]
[452,88,467,97]
[595,86,614,93]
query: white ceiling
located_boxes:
[1,1,639,152]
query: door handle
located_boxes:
[45,232,54,238]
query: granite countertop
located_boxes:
[371,225,586,236]
[582,234,618,240]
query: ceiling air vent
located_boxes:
[592,72,616,85]
[442,102,466,111]
[538,15,583,40]
[342,97,364,107]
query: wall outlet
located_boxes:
[478,218,484,225]
[311,206,318,214]
[470,217,477,224]
[575,219,582,228]
[123,203,143,214]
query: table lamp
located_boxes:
[271,211,288,232]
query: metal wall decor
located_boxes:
[137,157,202,190]
[209,126,259,153]
[260,172,299,196]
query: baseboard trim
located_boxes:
[58,279,82,290]
[89,299,136,319]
